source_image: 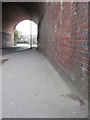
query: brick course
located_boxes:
[39,2,89,96]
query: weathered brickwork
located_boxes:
[39,2,89,96]
[2,32,14,47]
[88,2,90,96]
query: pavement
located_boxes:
[2,44,37,55]
[1,47,88,118]
[2,45,30,55]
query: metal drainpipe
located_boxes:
[30,20,32,49]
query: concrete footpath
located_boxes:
[2,48,88,118]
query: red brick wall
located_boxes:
[88,2,90,99]
[39,2,88,96]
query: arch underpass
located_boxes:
[2,2,45,47]
[1,2,90,118]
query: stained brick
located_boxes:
[39,2,89,96]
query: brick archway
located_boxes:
[2,2,45,47]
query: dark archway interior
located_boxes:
[2,2,45,47]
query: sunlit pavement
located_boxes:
[16,44,30,47]
[17,44,37,48]
[2,49,88,118]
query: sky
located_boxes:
[16,20,37,36]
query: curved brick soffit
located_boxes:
[2,2,45,34]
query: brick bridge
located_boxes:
[1,2,90,118]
